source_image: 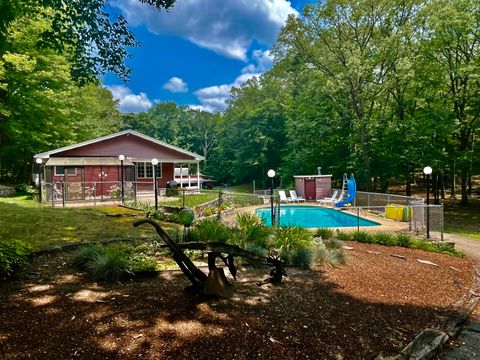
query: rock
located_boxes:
[367,250,381,255]
[395,328,448,360]
[0,184,15,197]
[343,246,354,250]
[417,259,439,267]
[390,254,407,260]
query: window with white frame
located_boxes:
[136,162,161,178]
[54,166,77,176]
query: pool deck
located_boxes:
[228,202,420,237]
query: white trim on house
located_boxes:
[34,130,205,161]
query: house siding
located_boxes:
[56,134,196,161]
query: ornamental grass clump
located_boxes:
[190,219,231,243]
[234,212,271,249]
[86,249,132,282]
[312,238,347,266]
[315,228,334,240]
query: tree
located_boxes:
[418,0,480,204]
[0,0,176,83]
[275,0,421,190]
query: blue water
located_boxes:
[256,206,380,228]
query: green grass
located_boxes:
[0,196,176,250]
[158,192,218,207]
[444,198,480,239]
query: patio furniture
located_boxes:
[317,190,342,206]
[279,190,294,203]
[289,190,306,202]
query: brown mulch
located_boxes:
[0,242,475,360]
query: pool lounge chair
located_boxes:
[289,190,306,202]
[279,190,294,203]
[317,190,341,206]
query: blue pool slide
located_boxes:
[335,175,356,207]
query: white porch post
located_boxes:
[180,164,183,187]
[197,162,200,189]
[188,165,191,187]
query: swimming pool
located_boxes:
[256,206,380,228]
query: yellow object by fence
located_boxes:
[386,204,410,221]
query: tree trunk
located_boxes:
[450,163,456,199]
[440,173,445,199]
[460,168,468,205]
[406,172,412,197]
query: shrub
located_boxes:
[234,212,271,248]
[190,219,231,243]
[178,208,195,226]
[396,234,414,248]
[312,239,347,266]
[371,232,396,245]
[352,231,371,243]
[86,249,132,282]
[274,226,312,253]
[323,237,344,250]
[72,245,106,270]
[315,228,334,240]
[336,231,353,241]
[0,239,32,279]
[290,245,315,268]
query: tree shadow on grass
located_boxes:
[0,256,468,360]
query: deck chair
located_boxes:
[289,190,306,202]
[278,190,294,203]
[317,190,340,206]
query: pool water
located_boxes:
[256,206,380,228]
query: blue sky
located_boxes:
[104,0,312,113]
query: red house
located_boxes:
[34,130,204,202]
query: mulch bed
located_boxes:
[0,242,475,359]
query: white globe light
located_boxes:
[151,158,159,166]
[423,166,432,175]
[267,169,275,178]
[118,154,125,161]
[35,158,43,164]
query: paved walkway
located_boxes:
[442,233,480,261]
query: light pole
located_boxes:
[35,158,43,203]
[118,154,125,204]
[423,166,432,239]
[267,169,275,226]
[152,158,159,211]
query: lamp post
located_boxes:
[35,158,43,203]
[152,158,159,210]
[423,166,432,239]
[118,154,125,204]
[267,169,275,226]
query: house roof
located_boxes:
[45,157,135,167]
[34,130,204,161]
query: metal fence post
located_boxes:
[62,181,66,207]
[440,204,444,241]
[357,207,360,232]
[51,183,55,207]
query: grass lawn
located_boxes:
[444,198,480,239]
[0,195,174,250]
[157,191,218,207]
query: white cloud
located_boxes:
[162,77,188,93]
[107,85,152,113]
[113,0,297,60]
[193,52,271,112]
